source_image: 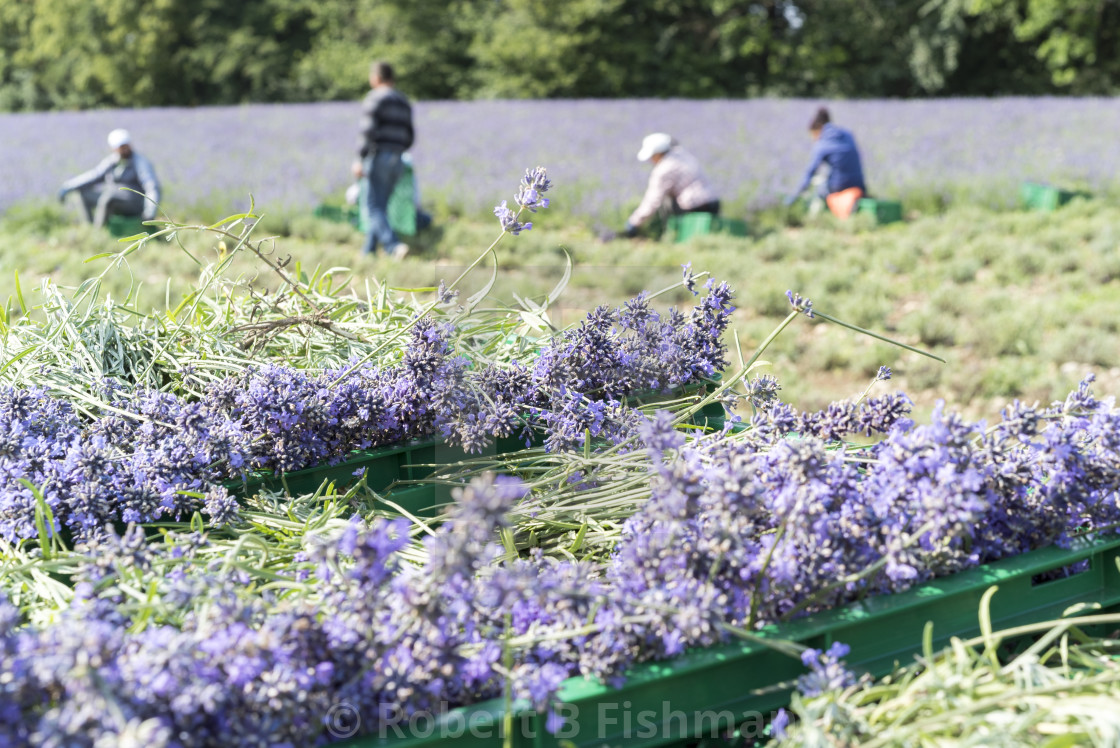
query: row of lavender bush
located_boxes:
[2,98,1115,218]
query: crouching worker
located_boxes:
[620,133,720,238]
[784,108,865,219]
[58,129,161,228]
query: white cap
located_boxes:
[107,128,131,149]
[637,132,673,162]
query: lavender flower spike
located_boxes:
[681,262,699,296]
[521,166,552,196]
[493,199,530,234]
[437,280,459,304]
[797,641,856,698]
[785,290,814,318]
[517,166,552,212]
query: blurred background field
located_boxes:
[4,98,1120,220]
[2,139,1115,424]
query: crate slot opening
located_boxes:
[1031,559,1092,587]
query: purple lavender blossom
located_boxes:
[516,166,551,212]
[638,410,686,454]
[493,199,531,234]
[796,642,857,698]
[202,486,238,527]
[436,279,459,304]
[785,290,814,318]
[681,262,699,296]
[770,708,790,739]
[747,374,782,409]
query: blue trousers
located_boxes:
[361,150,404,255]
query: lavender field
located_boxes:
[1,97,1115,220]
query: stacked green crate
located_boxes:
[357,164,418,236]
[313,164,418,236]
[228,378,723,512]
[856,198,903,225]
[1021,181,1090,211]
[666,213,749,243]
[105,214,155,238]
[311,203,359,226]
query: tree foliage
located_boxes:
[0,0,1106,111]
[971,0,1120,92]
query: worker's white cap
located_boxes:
[637,132,673,162]
[107,128,131,149]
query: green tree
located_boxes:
[970,0,1120,92]
[13,0,316,108]
[294,0,477,101]
[468,0,806,98]
[907,0,1051,95]
[0,2,47,111]
[0,0,1105,110]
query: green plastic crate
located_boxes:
[1021,181,1090,212]
[337,532,1120,748]
[105,214,155,238]
[311,203,360,227]
[229,377,722,503]
[381,165,417,236]
[315,165,418,237]
[227,433,534,502]
[665,213,748,243]
[856,198,903,225]
[228,438,438,499]
[627,375,725,432]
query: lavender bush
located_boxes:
[2,98,1116,218]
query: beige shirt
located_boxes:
[628,147,719,227]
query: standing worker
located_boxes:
[57,129,160,228]
[621,133,720,238]
[784,108,866,219]
[354,61,413,259]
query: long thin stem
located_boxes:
[325,235,507,389]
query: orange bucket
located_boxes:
[826,187,864,219]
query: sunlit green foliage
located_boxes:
[0,0,1094,111]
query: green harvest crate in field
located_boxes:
[337,532,1120,748]
[311,203,360,226]
[105,214,156,238]
[314,164,418,236]
[381,166,418,237]
[665,213,748,243]
[856,198,903,225]
[1021,181,1091,211]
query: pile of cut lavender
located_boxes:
[0,278,732,543]
[4,377,1120,746]
[4,168,1120,748]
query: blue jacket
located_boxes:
[792,123,865,197]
